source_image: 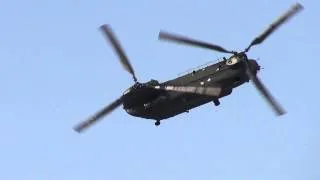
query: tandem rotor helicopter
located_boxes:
[74,3,303,133]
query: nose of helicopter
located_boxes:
[248,59,261,74]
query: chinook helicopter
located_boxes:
[74,3,303,133]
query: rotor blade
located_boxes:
[152,85,222,97]
[244,61,286,116]
[73,97,123,133]
[99,24,138,82]
[159,31,234,54]
[245,3,303,52]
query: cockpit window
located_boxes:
[226,56,239,65]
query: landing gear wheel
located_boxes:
[155,120,160,126]
[213,99,220,106]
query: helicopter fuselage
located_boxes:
[74,3,301,132]
[121,58,260,121]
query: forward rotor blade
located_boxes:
[99,24,138,82]
[153,85,222,97]
[73,97,123,133]
[245,3,303,52]
[159,31,234,54]
[244,61,286,116]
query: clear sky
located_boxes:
[1,0,319,179]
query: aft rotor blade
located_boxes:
[99,24,138,82]
[244,61,286,116]
[245,3,303,52]
[73,97,123,133]
[159,31,234,54]
[153,85,222,97]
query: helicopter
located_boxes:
[74,3,303,133]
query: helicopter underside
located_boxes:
[124,89,232,121]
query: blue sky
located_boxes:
[0,0,319,179]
